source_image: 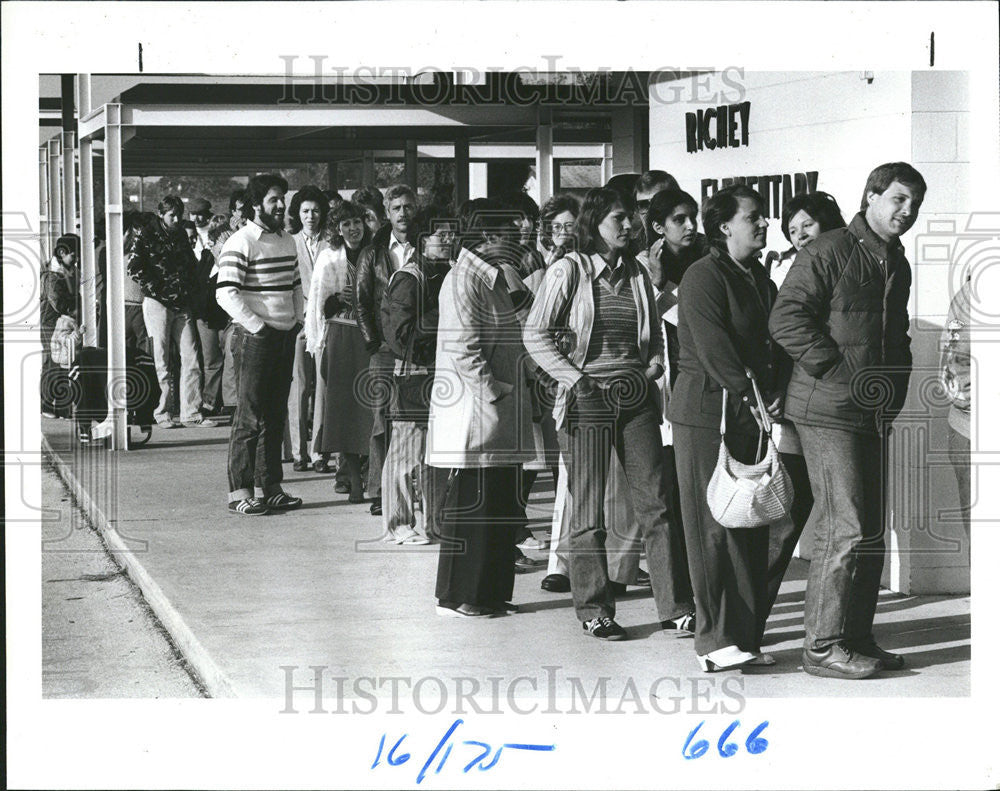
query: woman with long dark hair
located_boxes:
[669,185,791,671]
[306,201,374,501]
[524,187,695,641]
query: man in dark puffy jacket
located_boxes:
[770,162,926,680]
[354,184,417,515]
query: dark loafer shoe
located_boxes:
[540,573,571,593]
[370,500,383,516]
[849,639,905,671]
[802,643,882,679]
[292,460,311,472]
[633,568,652,587]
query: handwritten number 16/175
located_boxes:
[683,720,769,760]
[372,719,555,783]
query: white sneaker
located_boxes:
[91,417,114,439]
[516,535,550,551]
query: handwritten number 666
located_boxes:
[683,720,769,760]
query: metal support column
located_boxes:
[361,150,376,187]
[47,137,63,254]
[39,146,50,263]
[601,143,614,186]
[326,161,338,192]
[536,107,554,204]
[62,131,77,233]
[454,138,470,206]
[103,104,128,450]
[404,140,418,189]
[79,133,98,347]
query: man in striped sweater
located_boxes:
[216,174,305,516]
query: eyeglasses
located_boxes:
[548,222,575,233]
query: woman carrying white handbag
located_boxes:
[668,186,793,672]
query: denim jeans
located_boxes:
[758,450,813,646]
[227,324,297,502]
[143,298,202,423]
[196,319,225,411]
[562,378,694,623]
[220,322,238,407]
[797,424,886,651]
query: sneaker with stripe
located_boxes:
[229,497,268,516]
[582,616,627,641]
[261,492,303,510]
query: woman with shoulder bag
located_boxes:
[669,185,792,671]
[40,234,81,420]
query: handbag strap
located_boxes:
[719,368,772,437]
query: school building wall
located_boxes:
[648,70,971,594]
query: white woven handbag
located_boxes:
[706,371,793,529]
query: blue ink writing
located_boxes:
[372,718,555,784]
[682,720,770,760]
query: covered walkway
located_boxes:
[41,71,652,450]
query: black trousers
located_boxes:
[673,423,769,656]
[435,465,520,608]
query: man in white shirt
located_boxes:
[354,185,417,516]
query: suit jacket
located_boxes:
[668,246,791,434]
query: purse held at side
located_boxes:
[706,370,793,529]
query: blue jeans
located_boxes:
[796,424,886,651]
[227,324,297,502]
[563,378,694,622]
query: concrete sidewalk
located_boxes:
[42,417,970,701]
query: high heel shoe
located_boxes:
[696,646,757,672]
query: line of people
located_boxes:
[42,159,959,679]
[208,162,943,679]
